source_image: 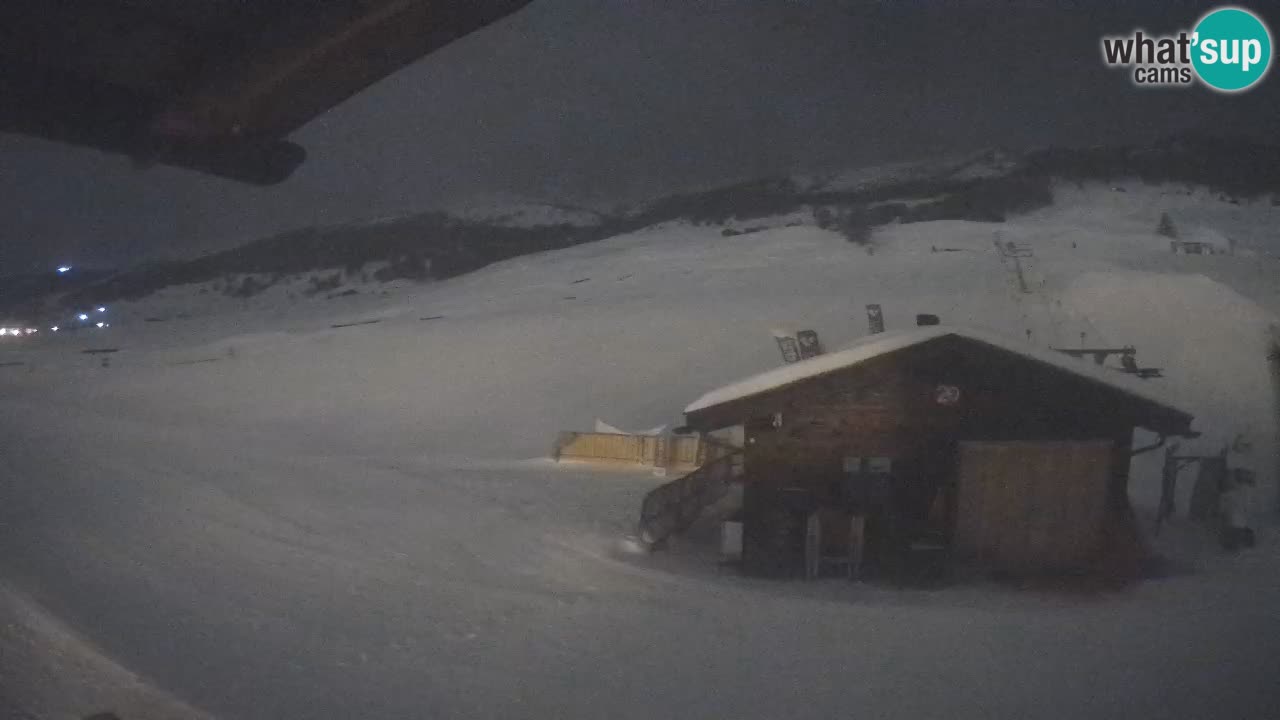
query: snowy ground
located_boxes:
[1,181,1278,719]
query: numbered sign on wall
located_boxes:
[935,384,961,406]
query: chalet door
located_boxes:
[954,441,1113,571]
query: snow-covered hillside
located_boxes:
[4,180,1277,502]
[445,200,604,228]
[1,179,1278,719]
[795,147,1023,193]
[362,198,605,229]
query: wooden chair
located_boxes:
[804,512,868,581]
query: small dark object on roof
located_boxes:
[330,319,381,329]
[1120,354,1164,379]
[1053,346,1135,366]
[419,315,445,321]
[570,278,591,285]
[81,348,120,354]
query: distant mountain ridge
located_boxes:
[17,133,1280,313]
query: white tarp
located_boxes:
[594,418,667,436]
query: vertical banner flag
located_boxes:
[866,304,885,334]
[771,328,801,364]
[796,329,824,359]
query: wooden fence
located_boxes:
[552,432,731,471]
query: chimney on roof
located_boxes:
[916,314,940,327]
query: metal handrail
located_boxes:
[637,449,743,547]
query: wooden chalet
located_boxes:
[680,326,1196,579]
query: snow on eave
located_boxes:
[685,327,945,414]
[683,325,1194,426]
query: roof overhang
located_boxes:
[0,0,534,184]
[684,326,1196,438]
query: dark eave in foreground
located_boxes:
[0,0,534,184]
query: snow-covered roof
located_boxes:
[684,325,1192,420]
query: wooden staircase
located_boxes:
[637,445,742,548]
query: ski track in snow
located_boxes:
[0,181,1278,719]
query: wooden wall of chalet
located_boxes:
[955,441,1114,571]
[731,340,1140,482]
[691,336,1154,575]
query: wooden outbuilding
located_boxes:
[681,326,1195,579]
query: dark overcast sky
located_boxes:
[3,0,1279,271]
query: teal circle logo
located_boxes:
[1192,7,1272,92]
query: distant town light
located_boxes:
[25,328,35,334]
[78,314,89,321]
[97,307,106,313]
[96,322,105,328]
[57,266,71,273]
[50,326,59,332]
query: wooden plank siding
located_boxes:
[682,334,1169,576]
[553,432,732,472]
[954,441,1113,571]
[555,432,648,465]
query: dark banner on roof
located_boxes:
[771,328,800,364]
[866,304,885,334]
[797,329,824,359]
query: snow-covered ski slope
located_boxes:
[0,180,1278,720]
[10,180,1275,497]
[363,198,605,229]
